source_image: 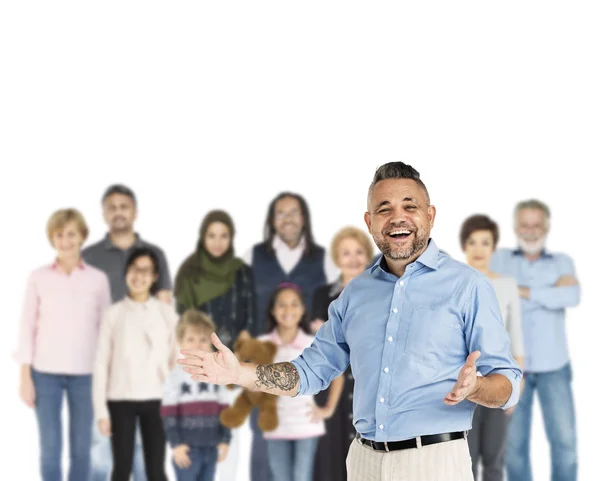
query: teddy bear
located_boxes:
[219,334,279,432]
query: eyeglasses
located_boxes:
[275,209,302,220]
[128,266,155,276]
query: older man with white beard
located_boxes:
[490,199,581,481]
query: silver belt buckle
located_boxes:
[384,441,389,452]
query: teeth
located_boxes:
[390,229,411,235]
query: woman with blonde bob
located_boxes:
[310,226,374,481]
[14,208,111,481]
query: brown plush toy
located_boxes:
[219,335,279,432]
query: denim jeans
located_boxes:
[31,368,93,481]
[506,362,577,481]
[91,420,147,481]
[173,446,218,481]
[266,437,320,481]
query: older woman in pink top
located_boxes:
[15,208,111,481]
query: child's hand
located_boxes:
[98,419,111,437]
[173,444,192,469]
[309,404,334,422]
[217,443,229,462]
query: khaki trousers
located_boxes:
[346,436,474,481]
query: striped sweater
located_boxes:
[160,365,231,447]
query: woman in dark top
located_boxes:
[174,210,257,348]
[174,210,257,481]
[311,226,374,481]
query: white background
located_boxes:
[1,2,598,480]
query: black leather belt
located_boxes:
[355,431,466,452]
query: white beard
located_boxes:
[518,236,547,256]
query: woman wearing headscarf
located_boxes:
[174,210,257,481]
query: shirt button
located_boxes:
[388,336,393,342]
[399,280,405,286]
[379,424,384,430]
[384,367,389,373]
[380,397,384,403]
[392,308,398,313]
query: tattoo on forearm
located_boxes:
[255,362,299,391]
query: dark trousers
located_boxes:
[108,400,167,481]
[468,405,509,481]
[250,408,272,481]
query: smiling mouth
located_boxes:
[386,229,413,241]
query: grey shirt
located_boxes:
[491,275,525,358]
[82,233,172,302]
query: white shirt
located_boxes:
[242,235,339,283]
[490,276,525,358]
[93,296,179,420]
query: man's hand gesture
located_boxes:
[444,351,481,405]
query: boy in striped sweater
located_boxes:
[161,310,231,481]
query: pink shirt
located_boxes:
[258,330,325,440]
[15,261,111,375]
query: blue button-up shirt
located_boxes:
[490,248,580,373]
[292,239,522,442]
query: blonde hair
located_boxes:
[176,309,216,341]
[46,208,89,247]
[330,226,374,267]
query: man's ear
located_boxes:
[428,204,437,229]
[364,211,372,233]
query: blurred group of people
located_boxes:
[15,177,579,481]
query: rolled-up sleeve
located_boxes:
[464,276,523,410]
[291,292,350,396]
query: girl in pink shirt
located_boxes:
[258,283,325,481]
[15,209,111,481]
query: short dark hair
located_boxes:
[459,214,499,250]
[102,184,137,206]
[368,161,430,205]
[263,192,318,258]
[124,247,160,295]
[265,283,312,335]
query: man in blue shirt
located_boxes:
[179,162,522,481]
[490,199,580,481]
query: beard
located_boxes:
[278,223,301,243]
[110,216,132,233]
[373,222,430,260]
[518,235,546,256]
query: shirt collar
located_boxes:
[511,247,553,259]
[123,295,155,309]
[103,232,143,250]
[272,234,306,253]
[51,258,86,270]
[268,329,309,349]
[369,238,440,274]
